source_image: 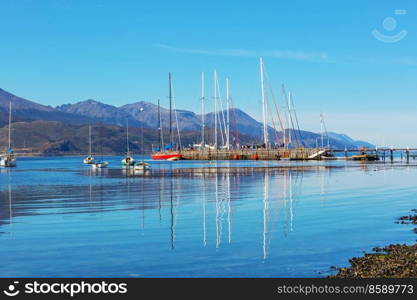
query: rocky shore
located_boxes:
[330,210,417,278]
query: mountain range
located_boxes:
[0,88,374,154]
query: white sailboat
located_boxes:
[134,108,151,172]
[121,119,135,166]
[0,101,16,167]
[134,160,150,171]
[91,160,109,169]
[91,126,109,169]
[83,125,95,164]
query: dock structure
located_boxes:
[180,148,325,161]
[177,147,417,161]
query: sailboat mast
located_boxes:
[287,92,297,144]
[287,97,294,145]
[158,99,162,150]
[226,77,230,150]
[280,85,288,148]
[126,119,130,154]
[88,125,92,156]
[169,72,173,149]
[201,72,205,146]
[8,101,12,150]
[260,58,268,148]
[320,112,324,148]
[214,70,218,148]
[100,126,103,161]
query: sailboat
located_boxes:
[151,72,182,161]
[0,101,17,167]
[92,160,109,169]
[134,160,151,171]
[91,126,109,169]
[135,108,151,171]
[121,119,135,166]
[83,125,95,164]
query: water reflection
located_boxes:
[0,167,310,260]
[202,176,207,247]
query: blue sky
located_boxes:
[1,0,417,145]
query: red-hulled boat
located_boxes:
[151,152,182,161]
[151,73,183,161]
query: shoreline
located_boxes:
[330,210,417,278]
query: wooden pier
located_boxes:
[177,147,417,161]
[181,148,325,160]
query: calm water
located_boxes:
[0,156,416,277]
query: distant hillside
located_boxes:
[0,87,375,151]
[327,132,374,148]
[56,99,143,128]
[0,121,173,155]
[119,101,202,131]
[0,120,257,155]
[0,88,53,111]
[0,88,99,125]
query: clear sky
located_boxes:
[1,0,417,146]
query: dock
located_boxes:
[178,147,417,161]
[181,148,329,160]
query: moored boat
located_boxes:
[1,101,16,168]
[121,155,135,166]
[91,125,109,169]
[151,152,182,160]
[83,156,95,164]
[91,161,109,169]
[121,119,135,166]
[151,73,182,161]
[134,161,151,171]
[83,126,95,164]
[351,152,379,161]
[0,151,16,167]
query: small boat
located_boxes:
[351,152,379,161]
[83,156,95,164]
[83,126,95,164]
[121,119,135,166]
[91,161,109,169]
[91,125,109,169]
[121,155,135,166]
[0,151,16,167]
[134,161,151,171]
[1,101,16,168]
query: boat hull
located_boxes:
[134,165,151,171]
[91,161,109,168]
[121,156,135,166]
[151,153,182,161]
[83,156,95,164]
[351,154,379,161]
[0,156,16,167]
